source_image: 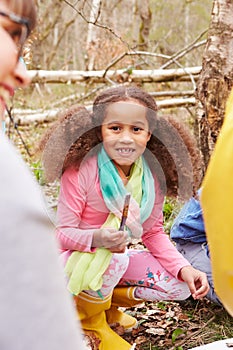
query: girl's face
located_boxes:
[0,1,31,126]
[101,100,151,175]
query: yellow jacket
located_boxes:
[201,88,233,316]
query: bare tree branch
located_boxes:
[46,17,76,67]
[160,29,208,69]
[62,0,129,47]
[103,51,171,77]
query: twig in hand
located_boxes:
[119,193,130,231]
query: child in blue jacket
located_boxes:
[170,189,222,305]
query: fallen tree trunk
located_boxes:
[28,66,201,84]
[10,97,196,125]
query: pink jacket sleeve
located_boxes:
[142,176,190,279]
[56,161,107,253]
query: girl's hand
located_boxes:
[178,266,210,300]
[92,228,128,253]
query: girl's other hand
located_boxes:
[179,265,210,300]
[92,228,128,253]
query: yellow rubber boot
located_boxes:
[75,292,132,350]
[106,287,143,332]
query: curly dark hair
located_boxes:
[36,104,94,182]
[38,86,203,199]
[92,85,158,132]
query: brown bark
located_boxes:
[137,0,152,51]
[196,0,233,168]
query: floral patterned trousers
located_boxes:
[87,249,190,301]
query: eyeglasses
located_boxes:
[0,10,30,59]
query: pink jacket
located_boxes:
[56,155,190,279]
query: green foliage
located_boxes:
[141,343,160,350]
[172,328,185,344]
[163,197,183,234]
[126,67,134,75]
[31,160,45,185]
[156,301,168,310]
[163,198,174,221]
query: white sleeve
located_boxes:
[0,135,85,350]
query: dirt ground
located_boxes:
[81,297,233,350]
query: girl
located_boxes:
[41,86,210,350]
[0,1,84,349]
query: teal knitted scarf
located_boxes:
[98,146,155,237]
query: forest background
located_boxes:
[9,1,233,349]
[13,0,212,133]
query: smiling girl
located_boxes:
[41,86,210,350]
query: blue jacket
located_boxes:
[170,190,206,244]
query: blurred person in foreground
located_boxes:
[201,88,233,317]
[0,1,84,349]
